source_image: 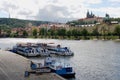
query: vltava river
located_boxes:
[0,38,120,80]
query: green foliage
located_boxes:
[114,25,120,39]
[71,29,80,36]
[67,20,97,26]
[81,28,88,36]
[57,28,66,36]
[0,24,9,30]
[0,18,50,28]
[81,28,89,39]
[92,27,99,35]
[66,30,72,37]
[13,32,19,37]
[48,29,55,36]
[39,28,47,36]
[32,29,37,37]
[0,18,120,40]
[109,18,120,22]
[23,30,28,37]
[92,28,99,39]
[103,18,111,24]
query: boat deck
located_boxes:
[0,50,65,80]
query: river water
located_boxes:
[0,38,120,80]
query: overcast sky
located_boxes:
[0,0,120,22]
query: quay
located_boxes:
[0,50,65,80]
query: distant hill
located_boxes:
[0,18,51,28]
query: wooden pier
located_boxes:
[0,50,65,80]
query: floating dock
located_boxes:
[0,50,65,80]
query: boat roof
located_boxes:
[45,57,71,70]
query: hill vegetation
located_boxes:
[0,18,50,29]
[65,17,120,40]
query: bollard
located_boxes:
[24,71,30,77]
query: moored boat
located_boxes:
[44,57,75,78]
[12,43,50,57]
[11,42,74,57]
[46,44,74,56]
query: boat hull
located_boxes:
[51,69,75,78]
[59,73,75,78]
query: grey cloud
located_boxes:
[47,0,58,3]
[0,1,18,13]
[18,10,32,15]
[35,5,74,23]
[2,2,18,10]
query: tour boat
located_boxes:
[12,43,74,57]
[12,43,50,57]
[47,44,74,56]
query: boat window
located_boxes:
[66,67,72,72]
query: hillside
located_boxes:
[82,23,118,33]
[67,16,120,34]
[68,23,120,36]
[0,18,51,28]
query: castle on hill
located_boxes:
[78,10,104,24]
[73,10,119,27]
[86,10,95,18]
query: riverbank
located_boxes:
[36,36,120,40]
[0,50,65,80]
[1,36,120,40]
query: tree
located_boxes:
[39,28,47,36]
[57,28,66,36]
[114,25,120,39]
[81,28,88,39]
[71,29,78,36]
[48,29,54,36]
[23,30,28,37]
[32,29,37,37]
[66,30,72,38]
[14,31,19,37]
[92,27,99,39]
[81,28,88,36]
[101,26,107,39]
[6,29,11,37]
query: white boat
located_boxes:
[12,43,50,57]
[12,43,74,57]
[36,47,50,57]
[16,46,39,57]
[47,44,74,56]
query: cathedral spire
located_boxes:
[86,10,95,18]
[86,10,90,18]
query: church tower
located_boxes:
[86,10,95,18]
[86,10,90,18]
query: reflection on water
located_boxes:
[0,38,120,80]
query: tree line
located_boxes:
[0,25,120,40]
[0,18,51,28]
